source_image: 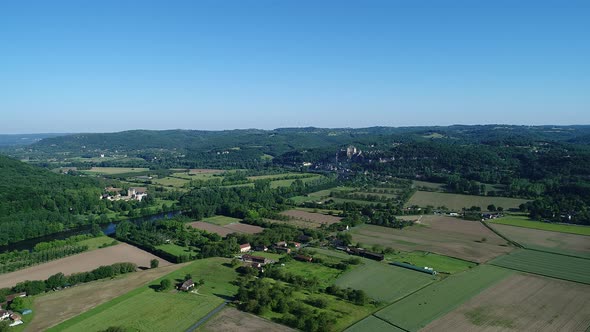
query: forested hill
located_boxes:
[0,155,102,246]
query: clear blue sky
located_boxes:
[1,0,589,133]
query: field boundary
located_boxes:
[185,301,228,332]
[372,314,410,332]
[481,220,523,248]
[485,222,590,260]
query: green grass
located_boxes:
[384,251,476,274]
[335,260,434,303]
[49,257,237,332]
[328,197,380,206]
[405,191,529,210]
[374,265,512,331]
[345,316,405,332]
[77,235,117,250]
[200,215,242,226]
[278,260,343,288]
[489,249,590,284]
[489,215,590,236]
[151,176,190,187]
[412,180,445,190]
[82,167,150,175]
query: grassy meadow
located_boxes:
[489,215,590,236]
[48,257,237,332]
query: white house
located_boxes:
[239,243,251,253]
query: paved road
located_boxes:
[185,301,228,332]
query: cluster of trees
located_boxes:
[325,285,369,305]
[0,234,102,274]
[0,262,136,297]
[236,278,336,332]
[0,155,105,245]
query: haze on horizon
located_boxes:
[1,0,589,134]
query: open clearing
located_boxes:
[489,249,590,284]
[373,265,512,331]
[405,191,529,210]
[335,259,434,303]
[351,216,513,263]
[26,264,186,332]
[84,167,149,175]
[0,243,170,289]
[384,250,476,274]
[422,273,590,332]
[280,209,342,225]
[491,223,590,256]
[189,168,225,174]
[189,221,264,237]
[49,257,238,332]
[201,215,242,226]
[197,307,295,332]
[489,215,590,236]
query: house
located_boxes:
[0,310,9,321]
[9,313,21,321]
[295,254,313,262]
[1,292,26,308]
[254,245,268,252]
[274,246,291,254]
[128,187,148,201]
[242,254,268,264]
[239,243,251,253]
[180,279,195,292]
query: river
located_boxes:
[0,210,183,253]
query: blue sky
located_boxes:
[1,0,589,133]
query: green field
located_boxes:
[412,180,445,190]
[489,249,590,284]
[344,315,405,332]
[405,191,529,210]
[279,260,343,288]
[201,215,242,226]
[49,258,237,332]
[77,235,117,250]
[151,176,190,187]
[247,172,315,180]
[373,265,512,331]
[385,251,476,274]
[489,215,590,236]
[336,259,434,303]
[83,167,150,175]
[269,175,323,189]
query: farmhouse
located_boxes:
[274,246,291,254]
[128,187,148,201]
[347,247,384,261]
[239,243,251,253]
[180,279,195,292]
[254,245,268,252]
[295,254,313,262]
[242,254,269,265]
[0,309,9,320]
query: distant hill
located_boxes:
[0,133,69,147]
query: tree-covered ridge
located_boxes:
[0,155,102,245]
